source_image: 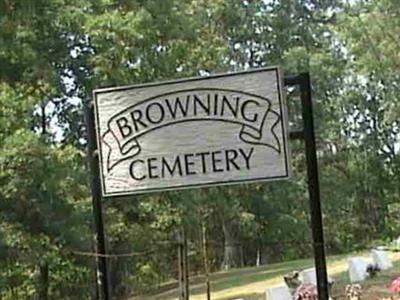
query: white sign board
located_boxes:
[93,67,291,197]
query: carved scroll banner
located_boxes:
[93,67,291,197]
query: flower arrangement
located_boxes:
[294,283,318,300]
[389,277,400,294]
[345,284,362,300]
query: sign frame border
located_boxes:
[93,66,291,198]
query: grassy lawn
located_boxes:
[130,252,400,300]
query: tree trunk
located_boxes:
[221,221,239,270]
[256,247,261,267]
[38,261,49,300]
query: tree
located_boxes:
[2,0,399,298]
[332,0,400,239]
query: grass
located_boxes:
[130,252,400,300]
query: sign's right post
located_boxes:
[285,73,329,300]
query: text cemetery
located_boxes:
[129,147,254,180]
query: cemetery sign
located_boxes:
[93,67,291,196]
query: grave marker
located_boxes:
[348,257,369,283]
[394,236,400,248]
[300,268,334,286]
[371,249,392,270]
[265,285,292,300]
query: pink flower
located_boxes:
[390,277,400,294]
[294,284,318,300]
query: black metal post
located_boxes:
[201,220,211,300]
[84,102,112,300]
[285,73,329,300]
[183,228,189,300]
[177,229,187,300]
[299,73,329,300]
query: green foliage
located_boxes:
[0,0,399,298]
[0,129,93,298]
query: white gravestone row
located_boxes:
[265,249,393,300]
[348,250,393,283]
[265,268,334,300]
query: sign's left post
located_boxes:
[84,100,112,300]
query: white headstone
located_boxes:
[348,257,369,282]
[300,268,334,286]
[371,249,393,270]
[265,285,292,300]
[394,236,400,248]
